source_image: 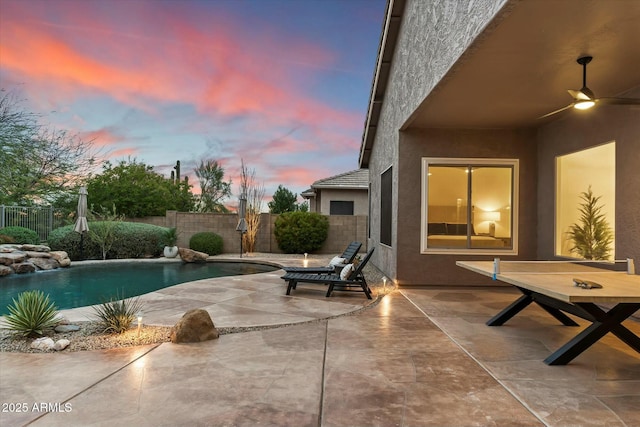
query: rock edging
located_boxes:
[0,244,71,277]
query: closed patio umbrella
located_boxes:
[236,193,247,257]
[74,186,89,260]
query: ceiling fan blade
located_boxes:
[538,103,574,119]
[597,97,640,105]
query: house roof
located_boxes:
[310,169,370,190]
[360,0,640,167]
[359,0,406,168]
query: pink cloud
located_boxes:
[1,1,358,132]
[1,1,374,199]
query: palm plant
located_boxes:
[164,227,179,247]
[566,186,613,260]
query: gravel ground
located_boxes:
[0,323,173,353]
[0,258,389,353]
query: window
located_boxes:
[330,201,354,215]
[380,166,392,246]
[555,142,615,260]
[421,158,518,254]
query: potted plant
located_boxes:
[566,186,613,260]
[163,227,180,258]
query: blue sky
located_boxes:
[0,0,386,203]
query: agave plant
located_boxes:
[566,186,614,260]
[4,290,60,337]
[93,293,144,334]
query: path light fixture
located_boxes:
[137,312,143,337]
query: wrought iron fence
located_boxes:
[0,205,68,242]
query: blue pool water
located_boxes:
[0,261,277,315]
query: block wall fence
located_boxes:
[128,211,368,255]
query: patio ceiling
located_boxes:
[404,0,640,130]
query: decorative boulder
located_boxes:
[11,262,36,274]
[24,251,51,259]
[170,309,219,343]
[0,251,26,266]
[22,244,51,252]
[178,248,208,263]
[31,337,55,351]
[29,257,60,271]
[54,339,71,351]
[55,324,80,333]
[0,265,12,276]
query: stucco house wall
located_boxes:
[536,86,640,265]
[317,188,369,216]
[367,0,510,281]
[396,128,538,285]
[366,0,639,286]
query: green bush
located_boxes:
[93,294,144,334]
[3,290,60,337]
[274,212,329,253]
[47,222,166,260]
[0,226,40,244]
[0,234,16,244]
[189,232,223,255]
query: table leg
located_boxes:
[487,288,579,327]
[544,303,640,365]
[487,293,533,326]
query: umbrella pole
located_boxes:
[240,233,243,258]
[80,233,84,260]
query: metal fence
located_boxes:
[0,205,66,242]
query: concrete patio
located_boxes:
[1,254,638,426]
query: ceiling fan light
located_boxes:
[574,100,595,110]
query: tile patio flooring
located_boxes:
[1,254,638,426]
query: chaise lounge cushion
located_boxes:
[328,256,347,267]
[340,263,354,280]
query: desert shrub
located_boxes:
[0,226,40,244]
[0,234,16,244]
[189,232,223,255]
[274,211,329,253]
[3,290,60,337]
[47,222,166,260]
[93,294,144,334]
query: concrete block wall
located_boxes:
[131,212,368,255]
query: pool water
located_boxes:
[0,261,277,316]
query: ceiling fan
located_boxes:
[539,56,640,119]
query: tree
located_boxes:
[567,186,614,260]
[86,158,195,217]
[268,185,299,214]
[239,159,265,253]
[0,90,98,205]
[88,204,124,260]
[194,159,232,213]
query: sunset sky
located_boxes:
[0,0,386,204]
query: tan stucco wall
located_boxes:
[366,0,509,282]
[537,87,640,265]
[317,189,369,216]
[395,128,538,286]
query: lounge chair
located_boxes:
[282,241,362,274]
[281,248,375,299]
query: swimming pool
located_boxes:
[0,261,278,315]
